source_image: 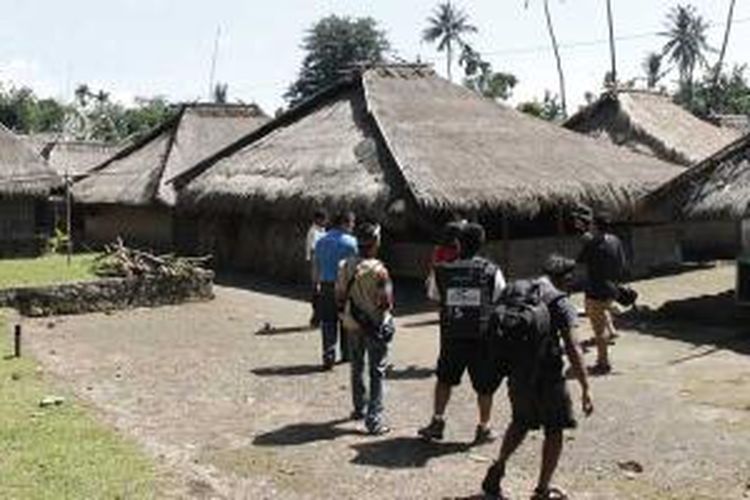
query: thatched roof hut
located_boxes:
[565,90,740,167]
[73,103,269,207]
[641,133,750,222]
[43,141,121,177]
[176,66,681,223]
[0,124,61,197]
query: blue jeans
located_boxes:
[321,320,348,364]
[348,331,389,430]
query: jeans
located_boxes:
[321,320,349,364]
[348,330,389,430]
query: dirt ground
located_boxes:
[23,264,750,499]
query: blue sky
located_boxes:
[1,0,748,114]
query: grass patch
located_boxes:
[0,313,158,499]
[0,254,98,289]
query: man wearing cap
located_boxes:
[573,207,627,375]
[482,255,593,500]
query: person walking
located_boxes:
[574,208,627,375]
[336,223,394,435]
[418,222,507,445]
[306,209,328,327]
[315,211,357,370]
[481,255,593,500]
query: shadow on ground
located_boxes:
[387,365,434,380]
[253,418,362,446]
[251,364,323,377]
[350,437,469,469]
[619,290,750,356]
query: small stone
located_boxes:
[10,372,20,381]
[618,460,644,474]
[46,322,55,329]
[48,349,57,356]
[39,396,64,407]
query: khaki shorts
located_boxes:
[585,297,615,335]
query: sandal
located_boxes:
[531,486,569,500]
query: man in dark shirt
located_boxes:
[482,255,593,500]
[574,209,627,375]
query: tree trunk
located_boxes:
[543,0,567,117]
[712,0,737,109]
[447,39,453,82]
[606,0,617,89]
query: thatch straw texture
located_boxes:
[565,90,740,167]
[364,68,681,216]
[179,68,682,220]
[179,89,391,216]
[73,104,268,206]
[641,133,750,221]
[45,141,121,177]
[0,124,61,196]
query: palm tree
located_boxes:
[643,52,665,89]
[713,0,737,89]
[660,4,712,101]
[525,0,567,117]
[422,1,477,82]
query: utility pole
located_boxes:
[606,0,617,89]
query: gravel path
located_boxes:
[24,264,750,499]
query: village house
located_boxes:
[0,124,61,257]
[565,89,742,259]
[72,103,268,250]
[172,65,683,281]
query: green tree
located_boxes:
[660,4,712,103]
[422,1,477,82]
[525,0,567,117]
[679,64,750,117]
[517,91,564,122]
[0,85,71,135]
[711,0,737,110]
[460,45,517,100]
[643,52,666,89]
[285,15,390,105]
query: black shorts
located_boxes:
[436,338,506,395]
[508,369,576,431]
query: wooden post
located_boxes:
[501,215,511,277]
[65,172,72,266]
[14,324,21,358]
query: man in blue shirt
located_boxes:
[315,211,358,370]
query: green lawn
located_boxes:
[0,314,159,499]
[0,254,98,289]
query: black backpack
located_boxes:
[492,279,563,380]
[434,257,497,339]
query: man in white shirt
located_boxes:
[306,209,328,327]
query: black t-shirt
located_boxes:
[577,232,627,300]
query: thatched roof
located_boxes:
[0,124,61,197]
[176,66,681,220]
[640,133,750,221]
[73,103,269,207]
[565,90,740,167]
[43,141,121,177]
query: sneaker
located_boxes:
[481,461,505,498]
[587,363,612,376]
[473,425,497,445]
[417,417,445,441]
[367,423,391,436]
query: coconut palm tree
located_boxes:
[422,1,477,82]
[713,0,737,89]
[660,4,712,100]
[525,0,567,116]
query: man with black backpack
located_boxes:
[418,222,507,445]
[481,255,593,500]
[336,223,395,435]
[574,208,628,375]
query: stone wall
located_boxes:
[0,271,214,317]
